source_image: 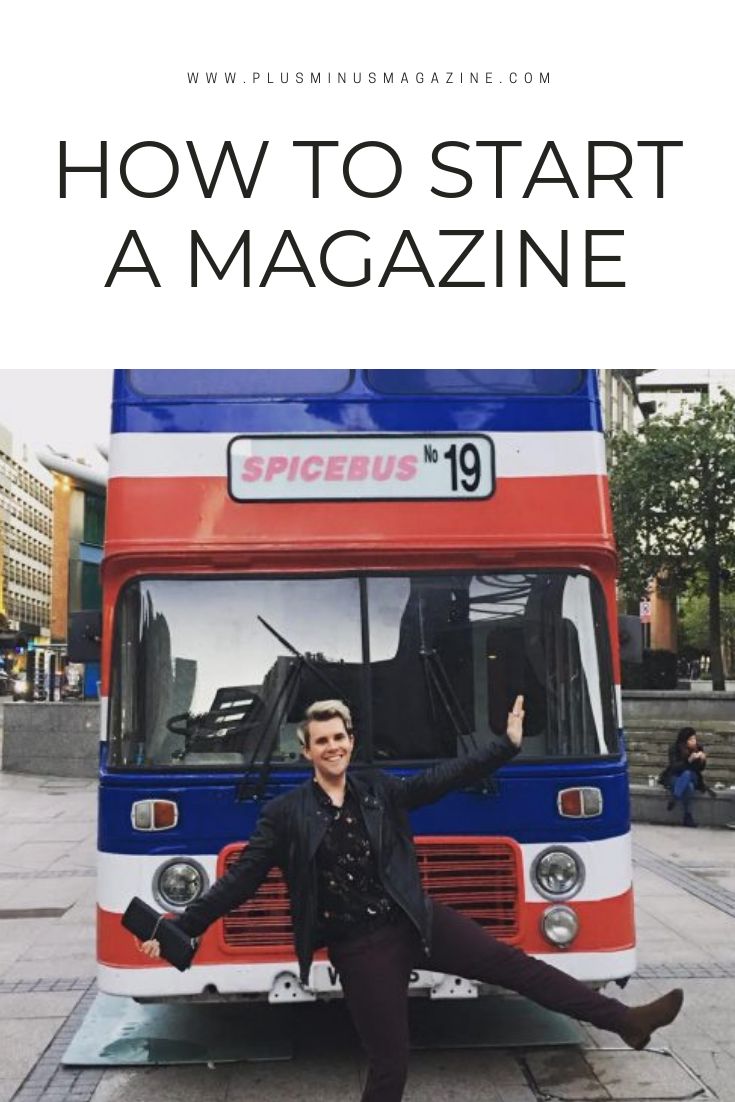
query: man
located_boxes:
[141,697,683,1101]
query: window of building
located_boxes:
[81,561,102,609]
[83,494,106,548]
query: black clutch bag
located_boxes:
[121,896,197,972]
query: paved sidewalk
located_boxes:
[1,772,734,1101]
[0,773,97,1102]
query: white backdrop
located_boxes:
[4,1,731,372]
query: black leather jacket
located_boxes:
[176,735,519,984]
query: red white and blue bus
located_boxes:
[97,369,634,1001]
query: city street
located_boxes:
[1,772,734,1101]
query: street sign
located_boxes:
[639,599,652,624]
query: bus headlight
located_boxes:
[531,847,584,900]
[541,905,579,948]
[154,860,207,910]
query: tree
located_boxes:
[679,589,735,678]
[609,391,735,691]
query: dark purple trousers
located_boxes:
[329,902,630,1102]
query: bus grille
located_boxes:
[416,839,520,939]
[220,837,520,951]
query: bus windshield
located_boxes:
[109,571,617,770]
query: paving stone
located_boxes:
[59,901,98,926]
[227,1056,361,1102]
[26,822,93,844]
[18,942,95,965]
[475,1052,527,1086]
[0,944,30,973]
[40,924,96,948]
[1,878,94,910]
[2,958,97,983]
[0,991,82,1018]
[702,941,735,966]
[523,1049,608,1099]
[0,917,61,944]
[402,1050,510,1100]
[0,843,79,871]
[0,1017,61,1080]
[0,882,29,906]
[675,1052,728,1100]
[586,1048,712,1100]
[91,1065,232,1101]
[494,1090,537,1102]
[0,824,47,848]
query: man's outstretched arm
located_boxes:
[138,803,281,958]
[393,695,524,811]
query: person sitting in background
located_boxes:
[658,726,708,827]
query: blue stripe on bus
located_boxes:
[111,370,602,435]
[98,765,630,854]
[111,398,602,435]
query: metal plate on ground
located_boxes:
[63,992,582,1068]
[408,996,583,1049]
[62,994,293,1066]
[523,1046,715,1100]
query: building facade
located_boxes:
[39,449,106,699]
[0,423,55,697]
[50,475,105,645]
[597,369,639,435]
[636,368,733,418]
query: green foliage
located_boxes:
[679,590,735,674]
[609,391,735,602]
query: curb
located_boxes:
[630,783,735,828]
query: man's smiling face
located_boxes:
[302,715,354,784]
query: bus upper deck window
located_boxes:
[364,370,586,396]
[125,369,352,398]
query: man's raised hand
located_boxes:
[506,695,525,748]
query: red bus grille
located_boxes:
[416,839,520,939]
[220,836,520,951]
[220,863,292,949]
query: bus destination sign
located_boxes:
[227,434,495,502]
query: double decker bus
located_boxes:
[97,369,634,1001]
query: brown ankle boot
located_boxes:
[618,988,683,1050]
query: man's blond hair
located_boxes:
[297,700,354,748]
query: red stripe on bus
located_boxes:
[105,474,613,549]
[522,888,635,954]
[98,887,634,969]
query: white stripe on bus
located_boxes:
[97,833,632,913]
[99,946,637,998]
[108,431,608,481]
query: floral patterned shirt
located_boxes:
[314,781,397,944]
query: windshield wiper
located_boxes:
[236,617,351,801]
[255,617,350,699]
[416,594,478,753]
